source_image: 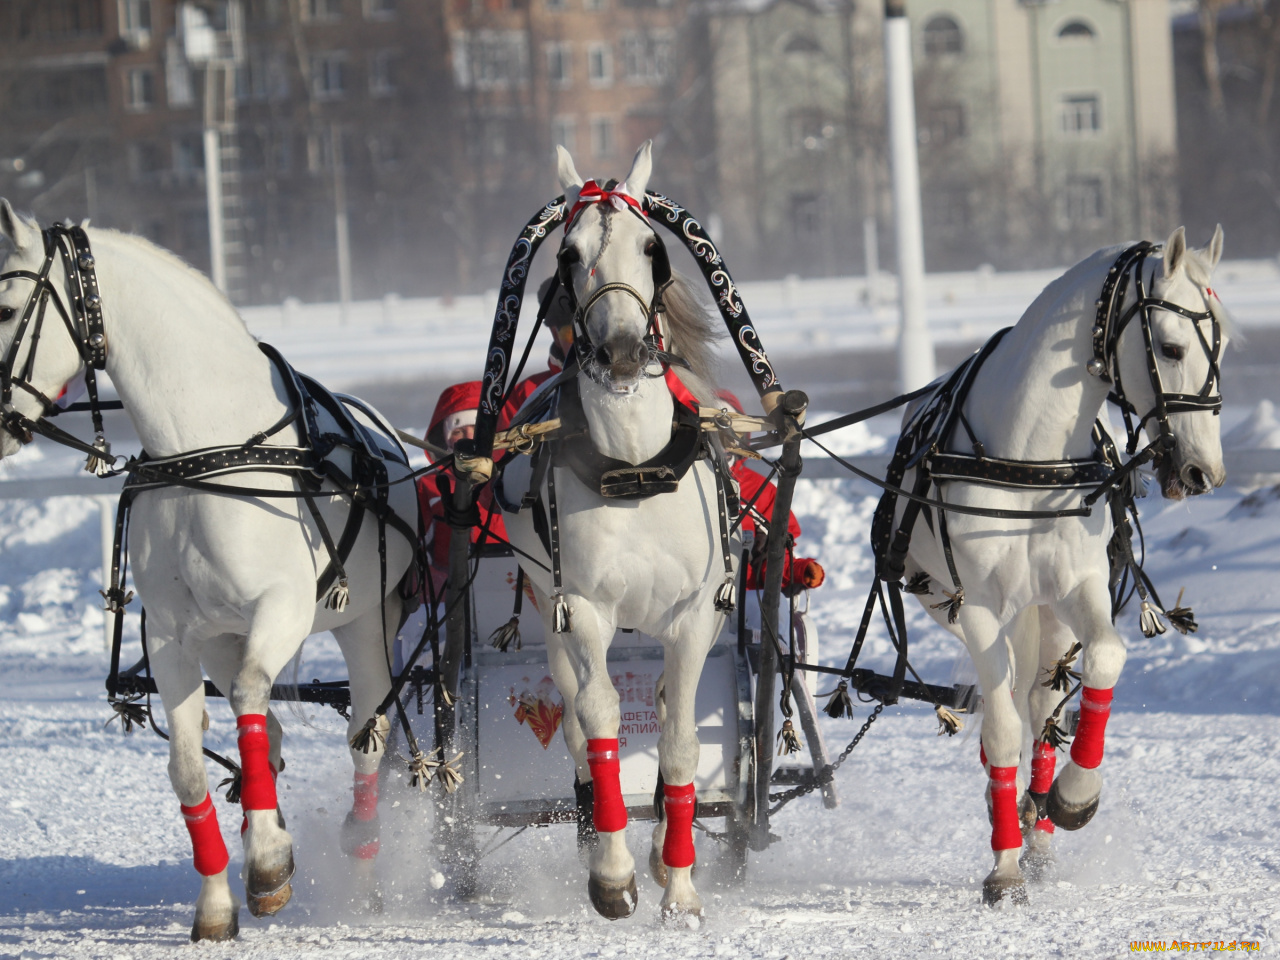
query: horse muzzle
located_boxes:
[1157,454,1224,499]
[592,337,650,388]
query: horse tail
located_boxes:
[282,641,314,728]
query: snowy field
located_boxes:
[3,407,1280,958]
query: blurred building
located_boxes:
[700,0,1179,276]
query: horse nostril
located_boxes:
[1182,464,1208,493]
[595,345,612,366]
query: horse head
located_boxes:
[1111,225,1229,499]
[556,141,666,392]
[0,200,87,460]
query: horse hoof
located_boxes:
[660,902,705,927]
[1046,780,1099,831]
[649,845,668,888]
[1019,791,1039,836]
[246,851,295,918]
[588,873,638,920]
[1019,849,1055,883]
[247,881,292,918]
[982,876,1028,906]
[190,908,239,942]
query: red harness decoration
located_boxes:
[352,771,379,822]
[181,793,230,876]
[1070,686,1114,770]
[661,781,697,868]
[236,714,277,811]
[586,738,628,833]
[1030,741,1057,834]
[988,765,1023,851]
[566,180,647,230]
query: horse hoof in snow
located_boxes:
[1046,780,1099,831]
[588,873,638,920]
[190,906,239,942]
[245,852,295,918]
[1018,792,1040,836]
[1019,842,1056,883]
[982,875,1028,907]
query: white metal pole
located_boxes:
[203,124,226,293]
[332,123,352,323]
[863,215,880,305]
[97,495,114,653]
[884,0,935,391]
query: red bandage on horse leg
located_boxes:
[236,714,277,811]
[181,793,230,876]
[586,738,627,833]
[1035,818,1055,834]
[662,782,697,869]
[1070,686,1114,771]
[1030,740,1056,794]
[352,771,379,822]
[989,765,1022,851]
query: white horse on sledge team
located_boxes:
[500,143,734,920]
[892,225,1228,904]
[0,202,416,940]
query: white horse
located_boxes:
[894,226,1227,903]
[501,143,733,920]
[0,203,416,940]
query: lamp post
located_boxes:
[884,0,935,391]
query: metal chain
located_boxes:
[768,702,884,815]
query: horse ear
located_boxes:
[0,198,36,253]
[1163,225,1187,279]
[556,145,584,215]
[1204,223,1224,272]
[622,140,653,201]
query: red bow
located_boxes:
[566,179,646,229]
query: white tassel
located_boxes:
[1139,600,1166,638]
[326,577,350,612]
[84,436,113,477]
[1127,469,1149,499]
[552,595,572,633]
[714,577,737,613]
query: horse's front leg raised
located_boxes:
[149,636,239,941]
[227,591,311,918]
[958,602,1029,906]
[1047,577,1125,831]
[562,598,637,919]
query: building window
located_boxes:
[1059,94,1101,135]
[166,37,195,106]
[922,15,963,57]
[921,102,965,145]
[786,110,833,152]
[587,42,612,87]
[546,42,572,88]
[591,116,615,158]
[311,52,347,99]
[621,30,673,85]
[552,115,577,154]
[783,33,822,54]
[792,193,821,239]
[1060,176,1105,224]
[368,134,399,170]
[1056,20,1096,41]
[127,141,165,182]
[452,31,530,90]
[125,67,155,111]
[364,0,396,20]
[17,0,103,40]
[369,50,396,96]
[173,132,205,181]
[304,0,342,21]
[117,0,151,46]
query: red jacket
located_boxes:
[732,461,823,591]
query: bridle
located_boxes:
[1088,241,1222,457]
[0,222,115,467]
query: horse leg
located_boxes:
[227,591,311,918]
[545,626,594,860]
[149,635,239,941]
[1047,577,1125,831]
[653,624,715,920]
[332,597,401,914]
[958,602,1028,906]
[563,599,636,919]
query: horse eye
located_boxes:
[644,239,658,257]
[1161,343,1184,361]
[560,247,580,266]
[0,307,14,323]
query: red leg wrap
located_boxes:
[586,738,627,833]
[661,782,697,869]
[352,771,379,822]
[989,765,1022,851]
[236,714,277,811]
[181,793,230,877]
[1035,818,1055,834]
[1030,741,1056,794]
[1069,686,1113,771]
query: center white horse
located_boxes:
[0,203,416,940]
[503,143,734,920]
[892,226,1227,904]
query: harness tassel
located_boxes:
[935,704,964,736]
[407,748,438,792]
[218,765,244,805]
[104,693,149,734]
[1165,588,1198,635]
[488,616,522,652]
[819,680,854,720]
[776,718,802,756]
[714,577,737,614]
[552,595,572,634]
[84,435,113,477]
[349,716,385,755]
[1038,715,1071,751]
[436,751,465,794]
[930,587,965,624]
[904,571,932,595]
[325,577,351,612]
[1139,600,1166,638]
[1041,642,1082,692]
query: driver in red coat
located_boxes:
[718,390,825,595]
[500,276,575,430]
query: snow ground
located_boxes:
[2,413,1280,958]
